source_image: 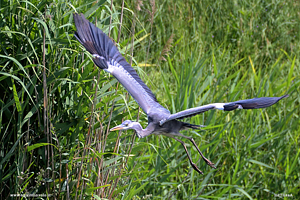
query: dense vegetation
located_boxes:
[1,0,299,199]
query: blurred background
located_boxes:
[0,0,299,199]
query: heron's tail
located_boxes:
[182,122,205,129]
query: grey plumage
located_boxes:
[159,94,288,125]
[73,13,163,114]
[73,13,288,174]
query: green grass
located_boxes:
[0,0,299,199]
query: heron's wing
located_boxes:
[73,13,167,115]
[160,95,288,125]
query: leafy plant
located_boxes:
[0,0,299,199]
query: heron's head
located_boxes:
[110,120,141,131]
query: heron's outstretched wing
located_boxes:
[73,13,167,115]
[160,95,288,125]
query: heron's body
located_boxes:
[140,120,189,137]
[73,13,288,174]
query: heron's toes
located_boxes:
[190,162,203,174]
[206,160,216,169]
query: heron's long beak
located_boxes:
[110,124,125,131]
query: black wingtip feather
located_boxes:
[223,103,239,111]
[73,13,109,69]
[73,13,159,103]
[224,94,288,111]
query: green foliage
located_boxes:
[0,0,299,199]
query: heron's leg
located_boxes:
[188,137,216,168]
[189,138,216,169]
[179,134,216,169]
[170,136,204,174]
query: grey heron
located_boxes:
[73,13,288,174]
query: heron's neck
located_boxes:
[133,123,154,138]
[133,123,143,133]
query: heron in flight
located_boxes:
[73,13,288,174]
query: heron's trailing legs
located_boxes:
[187,137,216,169]
[171,136,204,174]
[170,135,216,174]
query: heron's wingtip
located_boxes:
[282,94,289,98]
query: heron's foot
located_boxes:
[190,162,204,174]
[204,158,216,169]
